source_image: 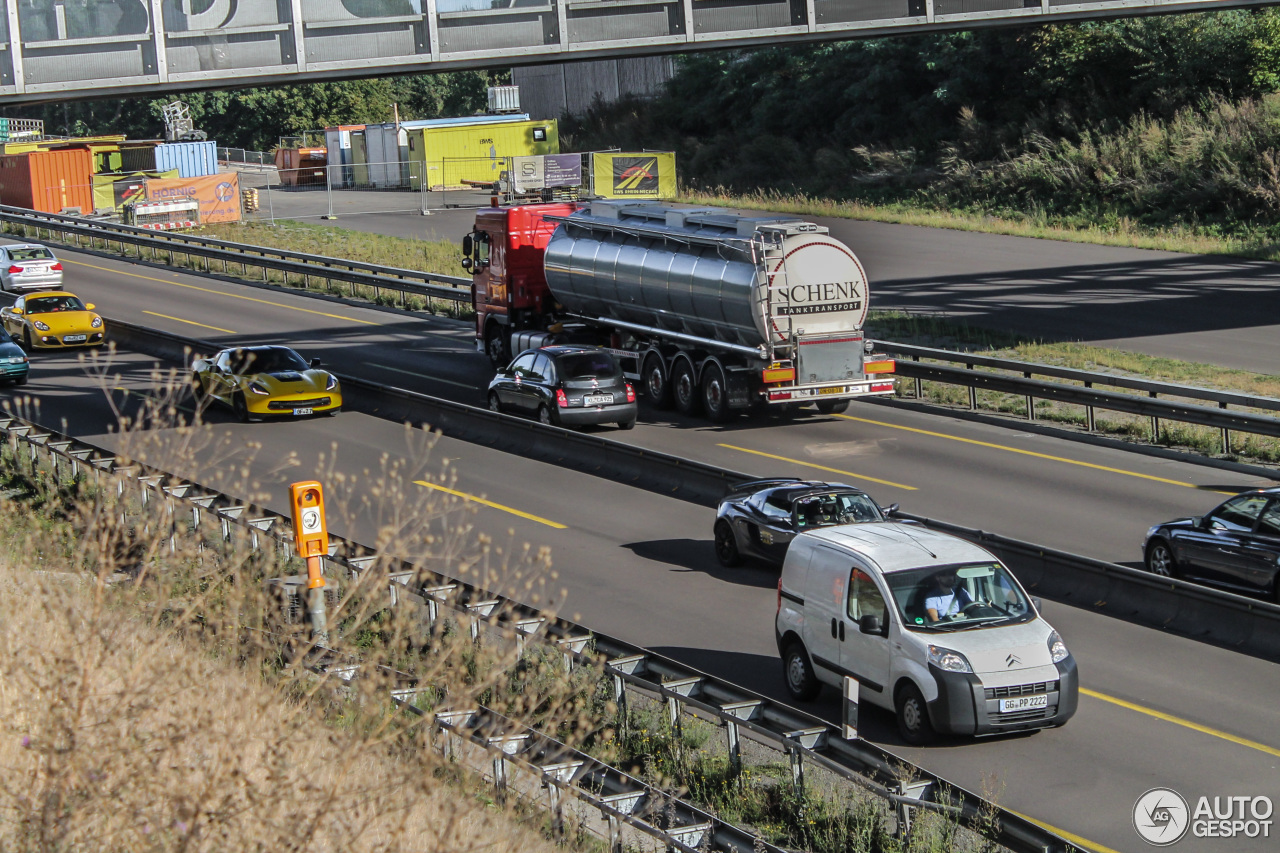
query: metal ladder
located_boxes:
[753,230,793,360]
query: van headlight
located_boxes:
[928,645,972,673]
[1047,631,1069,664]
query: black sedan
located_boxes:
[487,345,638,429]
[713,478,899,568]
[1144,488,1280,601]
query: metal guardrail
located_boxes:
[877,340,1280,451]
[0,409,1060,853]
[0,205,472,305]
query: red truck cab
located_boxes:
[465,203,578,366]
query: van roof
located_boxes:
[800,523,992,573]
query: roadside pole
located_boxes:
[290,481,329,645]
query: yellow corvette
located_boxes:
[0,291,105,349]
[191,345,342,422]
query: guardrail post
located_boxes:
[788,742,805,800]
[1219,401,1231,453]
[612,674,629,740]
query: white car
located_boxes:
[0,244,63,292]
[774,523,1078,743]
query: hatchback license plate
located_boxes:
[293,408,313,416]
[583,393,613,406]
[63,335,87,343]
[818,386,845,395]
[998,694,1048,713]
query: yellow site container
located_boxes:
[406,118,559,190]
[92,169,178,212]
[1,142,40,155]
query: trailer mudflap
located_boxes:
[726,367,755,410]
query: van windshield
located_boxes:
[884,562,1035,632]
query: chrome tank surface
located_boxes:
[542,201,869,350]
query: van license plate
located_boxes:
[998,695,1048,713]
[293,408,313,416]
[818,386,845,395]
[583,394,613,406]
[63,335,87,343]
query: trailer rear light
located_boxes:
[768,390,793,401]
[6,265,22,273]
[871,382,895,393]
[49,263,62,271]
[556,389,569,408]
[763,366,795,383]
[625,383,635,403]
[864,359,896,374]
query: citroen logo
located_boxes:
[1005,654,1021,667]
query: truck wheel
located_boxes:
[817,399,851,415]
[642,353,672,409]
[485,324,510,369]
[701,364,731,423]
[783,643,821,702]
[896,682,936,745]
[671,359,701,416]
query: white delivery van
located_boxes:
[774,523,1078,743]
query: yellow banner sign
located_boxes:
[591,152,676,199]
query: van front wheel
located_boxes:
[896,682,935,745]
[783,643,820,702]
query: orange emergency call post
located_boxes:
[289,481,329,627]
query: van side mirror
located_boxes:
[859,614,883,635]
[462,233,473,256]
[1031,597,1043,611]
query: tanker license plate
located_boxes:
[818,386,845,395]
[583,394,613,406]
[293,408,313,416]
[998,695,1048,713]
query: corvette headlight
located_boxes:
[325,374,338,391]
[1047,630,1069,664]
[248,381,270,396]
[91,316,103,328]
[33,320,49,331]
[928,645,972,673]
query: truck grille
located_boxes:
[268,397,330,411]
[985,681,1057,699]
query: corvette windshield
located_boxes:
[793,492,882,529]
[230,348,309,374]
[884,562,1034,632]
[26,295,84,313]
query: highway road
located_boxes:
[2,239,1278,852]
[273,196,1280,374]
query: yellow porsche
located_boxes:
[0,291,105,350]
[191,345,342,422]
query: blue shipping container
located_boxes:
[154,141,217,178]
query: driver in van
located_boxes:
[924,570,972,622]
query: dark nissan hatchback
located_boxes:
[487,345,638,429]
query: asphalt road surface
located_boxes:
[3,240,1278,853]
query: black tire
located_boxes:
[701,363,731,423]
[896,682,935,745]
[817,398,851,415]
[485,323,510,369]
[782,642,821,702]
[13,376,26,386]
[232,392,250,423]
[642,352,672,409]
[671,359,701,416]
[537,404,556,427]
[191,373,206,401]
[617,419,635,430]
[326,407,341,417]
[1145,540,1178,578]
[488,391,502,414]
[713,519,742,567]
[22,329,32,352]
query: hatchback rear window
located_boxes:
[557,352,620,380]
[8,248,53,261]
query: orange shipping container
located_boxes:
[0,148,94,213]
[145,173,241,223]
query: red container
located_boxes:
[0,148,94,213]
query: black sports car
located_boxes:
[713,478,899,568]
[1144,488,1280,601]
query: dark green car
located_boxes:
[0,331,30,385]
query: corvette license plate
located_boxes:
[293,408,314,416]
[583,393,613,406]
[818,386,845,395]
[998,695,1048,713]
[63,335,87,343]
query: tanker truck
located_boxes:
[460,200,895,422]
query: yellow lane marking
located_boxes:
[1006,810,1121,853]
[414,480,566,529]
[836,414,1235,494]
[1082,687,1280,758]
[142,310,235,335]
[717,443,915,490]
[370,362,473,390]
[65,258,380,326]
